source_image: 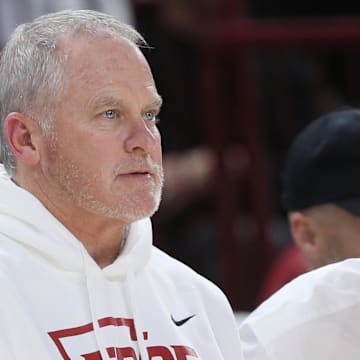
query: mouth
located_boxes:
[117,171,154,179]
[129,169,153,176]
[131,171,151,175]
[115,160,162,182]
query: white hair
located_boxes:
[0,9,146,175]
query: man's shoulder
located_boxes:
[240,258,360,347]
[255,257,360,311]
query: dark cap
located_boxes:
[282,107,360,214]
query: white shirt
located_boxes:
[240,258,360,359]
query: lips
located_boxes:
[114,158,162,181]
[130,170,151,175]
[121,169,153,176]
[116,169,156,182]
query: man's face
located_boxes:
[40,35,163,224]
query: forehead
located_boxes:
[60,34,157,99]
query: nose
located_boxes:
[123,117,160,154]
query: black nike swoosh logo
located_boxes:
[171,314,196,326]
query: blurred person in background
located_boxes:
[282,108,360,269]
[240,108,360,359]
[257,104,360,302]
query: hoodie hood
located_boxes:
[0,165,153,278]
[0,166,243,360]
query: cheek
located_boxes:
[154,133,163,164]
[67,131,107,159]
[155,145,162,165]
[45,135,96,174]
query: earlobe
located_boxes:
[4,112,40,166]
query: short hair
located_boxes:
[0,9,146,175]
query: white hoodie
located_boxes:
[0,166,242,359]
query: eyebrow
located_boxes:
[90,96,124,110]
[90,95,163,110]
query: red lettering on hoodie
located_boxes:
[49,317,199,360]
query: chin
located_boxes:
[106,191,162,223]
[130,195,161,219]
[116,205,159,223]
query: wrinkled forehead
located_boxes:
[54,33,159,108]
[59,33,154,85]
[59,32,145,64]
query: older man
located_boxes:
[0,10,242,359]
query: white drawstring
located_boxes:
[124,272,149,360]
[80,246,111,360]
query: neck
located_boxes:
[15,173,129,269]
[69,219,129,268]
[50,205,129,268]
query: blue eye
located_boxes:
[103,110,117,120]
[144,111,158,123]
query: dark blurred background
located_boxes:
[133,0,360,311]
[2,0,360,311]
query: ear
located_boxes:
[4,112,40,166]
[289,211,320,268]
